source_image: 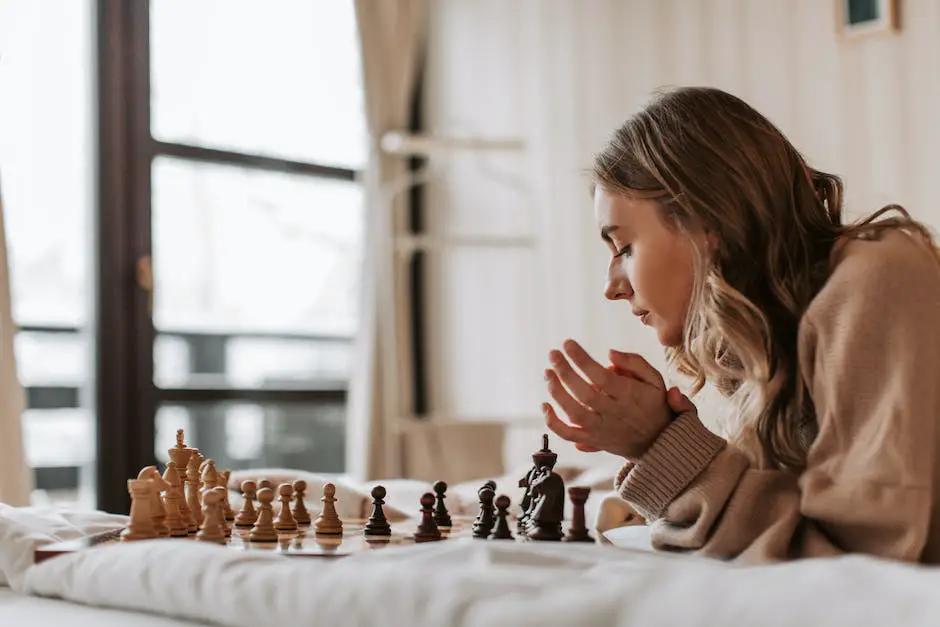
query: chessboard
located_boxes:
[33,516,479,564]
[34,430,596,565]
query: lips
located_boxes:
[632,309,651,325]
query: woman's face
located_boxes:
[594,186,702,347]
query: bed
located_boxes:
[4,473,940,627]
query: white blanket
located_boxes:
[0,503,126,590]
[18,532,940,627]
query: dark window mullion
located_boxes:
[152,140,358,182]
[156,387,346,404]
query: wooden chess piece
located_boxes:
[472,486,496,539]
[218,470,235,522]
[413,492,442,542]
[483,480,497,492]
[168,429,195,533]
[186,452,205,527]
[563,486,593,543]
[274,483,298,531]
[213,486,231,536]
[491,494,514,540]
[363,485,391,537]
[258,478,275,492]
[314,482,343,535]
[432,480,452,528]
[121,478,156,541]
[196,487,226,544]
[235,480,258,527]
[292,479,311,526]
[249,487,279,542]
[518,434,555,535]
[526,464,565,541]
[138,466,169,538]
[201,460,219,492]
[161,461,189,537]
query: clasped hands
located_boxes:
[542,339,693,460]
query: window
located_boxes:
[0,0,97,507]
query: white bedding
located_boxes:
[6,479,940,626]
[0,587,207,626]
[18,534,940,627]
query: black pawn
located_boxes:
[413,493,442,542]
[432,480,452,528]
[472,487,496,539]
[491,494,514,540]
[364,485,391,537]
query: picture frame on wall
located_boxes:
[836,0,900,39]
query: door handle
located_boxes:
[136,255,154,313]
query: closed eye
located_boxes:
[614,244,632,258]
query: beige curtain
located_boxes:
[0,188,32,505]
[347,0,429,481]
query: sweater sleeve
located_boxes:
[615,233,940,563]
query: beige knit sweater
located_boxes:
[615,230,940,564]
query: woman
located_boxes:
[543,86,940,564]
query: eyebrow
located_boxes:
[600,225,619,243]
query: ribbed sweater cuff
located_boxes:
[619,412,726,519]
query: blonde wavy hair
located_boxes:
[592,86,939,472]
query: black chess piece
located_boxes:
[364,485,392,537]
[563,486,593,543]
[526,464,565,541]
[413,493,442,542]
[519,434,559,535]
[491,494,514,540]
[432,480,452,528]
[483,479,496,492]
[472,486,496,539]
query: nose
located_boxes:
[605,259,633,301]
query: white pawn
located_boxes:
[196,488,226,544]
[315,483,343,535]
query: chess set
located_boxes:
[34,431,595,564]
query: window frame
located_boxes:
[94,0,393,513]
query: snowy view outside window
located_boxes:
[0,0,367,505]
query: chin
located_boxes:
[656,325,684,348]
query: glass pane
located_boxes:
[155,333,353,389]
[0,0,96,508]
[22,408,95,507]
[0,1,94,327]
[155,401,346,473]
[15,331,89,387]
[150,0,366,169]
[151,156,364,336]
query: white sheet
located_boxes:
[0,587,206,626]
[19,533,940,627]
[0,503,126,589]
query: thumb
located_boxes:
[609,350,665,390]
[666,386,696,415]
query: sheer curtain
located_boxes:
[346,0,429,481]
[0,186,31,505]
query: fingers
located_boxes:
[561,339,613,388]
[542,403,591,445]
[609,350,666,391]
[544,368,600,426]
[547,347,614,413]
[666,386,696,414]
[575,442,601,453]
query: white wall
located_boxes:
[422,0,940,470]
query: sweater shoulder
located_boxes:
[803,229,940,329]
